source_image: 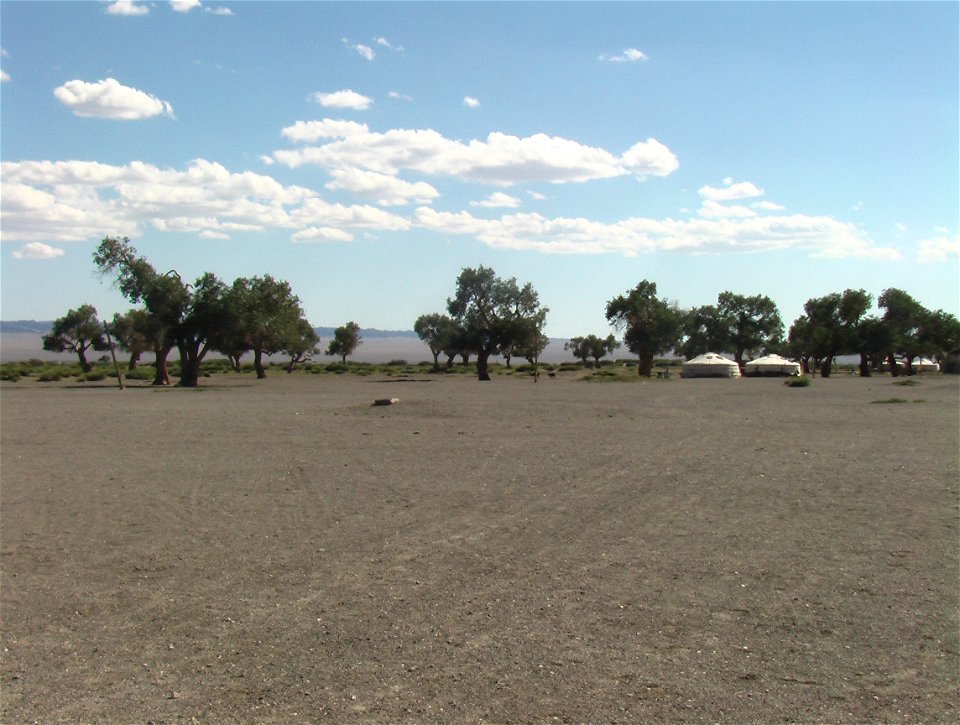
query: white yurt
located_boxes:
[744,354,802,377]
[681,352,741,378]
[910,357,940,372]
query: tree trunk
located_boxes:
[431,351,441,373]
[153,345,172,385]
[819,356,833,378]
[177,340,208,387]
[858,352,871,377]
[76,346,92,373]
[637,352,654,377]
[476,349,492,381]
[887,352,899,377]
[254,348,266,379]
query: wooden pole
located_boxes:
[103,322,125,390]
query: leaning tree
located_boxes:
[42,304,109,373]
[446,266,547,381]
[94,236,228,387]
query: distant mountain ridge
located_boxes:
[1,320,420,338]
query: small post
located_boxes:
[103,322,125,390]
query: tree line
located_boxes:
[42,237,362,386]
[41,238,958,385]
[415,275,959,380]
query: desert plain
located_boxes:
[1,371,958,723]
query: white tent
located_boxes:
[910,357,940,372]
[681,352,741,378]
[744,354,802,377]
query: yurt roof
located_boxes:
[684,353,739,366]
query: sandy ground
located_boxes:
[1,372,957,723]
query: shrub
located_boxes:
[325,362,349,374]
[871,397,908,404]
[893,379,921,387]
[37,372,62,382]
[78,371,107,382]
[1,371,21,382]
[785,376,811,388]
[124,368,153,380]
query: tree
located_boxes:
[878,288,928,376]
[605,280,682,377]
[326,321,362,364]
[790,289,872,377]
[414,313,458,372]
[446,266,548,381]
[919,309,960,373]
[564,334,620,366]
[94,236,227,387]
[283,318,320,373]
[716,291,784,369]
[108,309,152,371]
[679,305,729,360]
[221,275,309,379]
[42,305,109,373]
[94,237,176,385]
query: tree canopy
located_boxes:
[326,321,362,364]
[42,304,109,373]
[605,280,682,376]
[446,266,547,381]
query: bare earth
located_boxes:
[1,373,957,723]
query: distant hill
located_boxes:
[1,320,421,338]
[0,321,572,363]
[0,320,52,334]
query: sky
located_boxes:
[1,0,957,339]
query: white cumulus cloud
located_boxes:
[698,179,764,201]
[413,206,900,260]
[271,123,679,187]
[599,48,648,62]
[471,192,521,209]
[352,43,375,61]
[463,96,480,108]
[324,168,439,207]
[698,200,758,219]
[917,233,960,263]
[11,242,66,260]
[1,70,9,83]
[54,78,174,120]
[170,0,201,12]
[106,0,149,15]
[311,89,373,110]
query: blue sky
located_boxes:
[1,0,957,338]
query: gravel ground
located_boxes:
[1,372,957,723]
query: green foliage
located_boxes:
[446,266,547,381]
[605,280,682,376]
[42,304,110,373]
[785,376,811,387]
[326,321,362,363]
[77,370,107,382]
[716,291,784,365]
[123,368,153,380]
[37,371,63,382]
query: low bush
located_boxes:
[36,372,62,382]
[785,376,811,387]
[78,371,107,382]
[123,368,153,380]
